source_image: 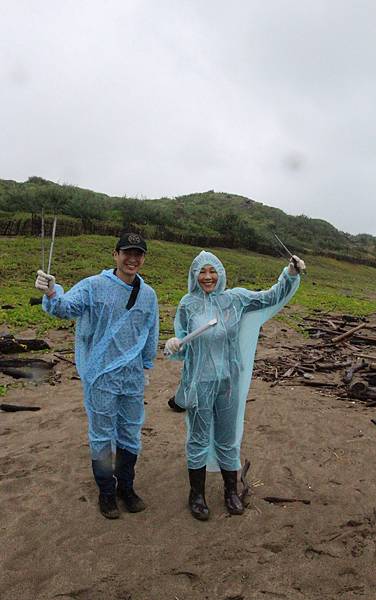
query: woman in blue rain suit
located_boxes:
[35,233,159,520]
[165,250,305,520]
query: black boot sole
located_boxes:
[225,499,244,516]
[123,500,146,513]
[190,509,210,521]
[117,489,146,513]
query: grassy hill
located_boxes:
[1,177,376,265]
[1,236,376,337]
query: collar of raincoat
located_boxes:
[101,268,144,289]
[188,251,226,296]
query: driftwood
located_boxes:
[364,373,376,387]
[331,323,368,344]
[0,358,55,381]
[29,297,43,306]
[54,353,75,366]
[349,380,376,400]
[305,326,344,336]
[263,496,311,505]
[240,459,251,502]
[253,312,376,403]
[351,335,376,346]
[342,360,368,384]
[0,403,40,412]
[342,315,364,323]
[295,380,339,388]
[355,353,376,361]
[270,362,300,386]
[316,360,351,372]
[0,335,50,354]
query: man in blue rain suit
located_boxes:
[165,250,305,521]
[35,233,159,519]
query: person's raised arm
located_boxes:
[35,270,89,320]
[234,255,305,324]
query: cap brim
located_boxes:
[118,245,146,252]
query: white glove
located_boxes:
[288,255,306,276]
[35,269,56,295]
[144,370,151,386]
[164,337,182,355]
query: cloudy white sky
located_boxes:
[1,1,375,235]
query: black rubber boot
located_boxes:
[220,469,244,515]
[168,396,186,413]
[118,487,146,513]
[188,467,209,521]
[115,447,146,513]
[98,493,120,519]
[92,456,119,519]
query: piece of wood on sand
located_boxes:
[331,323,368,345]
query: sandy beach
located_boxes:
[1,320,376,600]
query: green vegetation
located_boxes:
[1,177,376,265]
[1,236,376,339]
[0,385,7,397]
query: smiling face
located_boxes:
[198,264,218,294]
[113,248,145,284]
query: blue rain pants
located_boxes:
[186,378,239,470]
[84,384,145,461]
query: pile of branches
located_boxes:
[254,313,376,406]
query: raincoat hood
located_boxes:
[188,251,226,295]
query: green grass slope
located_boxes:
[1,178,376,264]
[1,236,376,337]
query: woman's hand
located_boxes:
[288,255,306,276]
[164,337,182,355]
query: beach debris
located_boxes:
[0,403,40,412]
[240,458,251,502]
[0,334,50,354]
[254,312,376,404]
[0,358,55,381]
[263,496,311,505]
[54,353,75,366]
[331,323,369,345]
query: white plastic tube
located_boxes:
[164,318,217,356]
[180,318,217,346]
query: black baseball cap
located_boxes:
[115,233,147,253]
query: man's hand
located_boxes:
[35,270,56,295]
[288,255,306,276]
[144,370,151,386]
[164,337,182,355]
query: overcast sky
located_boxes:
[1,1,375,235]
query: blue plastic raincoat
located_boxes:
[42,269,159,459]
[172,251,300,472]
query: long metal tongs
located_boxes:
[41,213,58,275]
[273,233,305,274]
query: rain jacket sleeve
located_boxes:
[169,300,189,361]
[42,280,90,319]
[232,267,300,324]
[141,292,159,369]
